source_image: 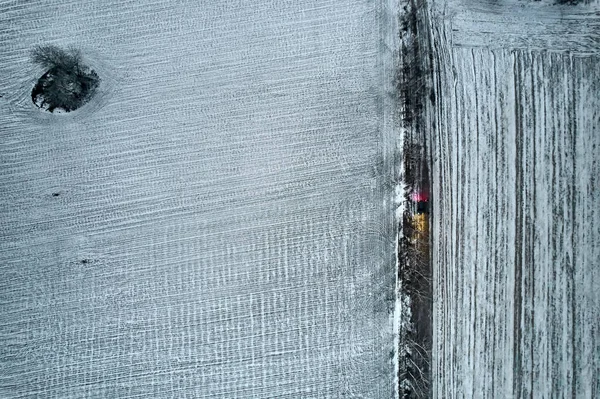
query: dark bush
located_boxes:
[31,45,100,113]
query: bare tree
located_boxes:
[30,45,99,113]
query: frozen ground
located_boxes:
[0,1,402,397]
[424,0,600,396]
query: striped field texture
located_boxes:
[0,1,402,397]
[426,0,600,397]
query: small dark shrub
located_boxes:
[31,45,100,113]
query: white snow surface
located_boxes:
[0,1,402,397]
[426,0,600,396]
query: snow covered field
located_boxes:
[0,1,402,397]
[425,0,600,396]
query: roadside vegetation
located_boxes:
[396,0,434,397]
[398,143,431,399]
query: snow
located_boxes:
[0,0,402,397]
[425,0,600,396]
